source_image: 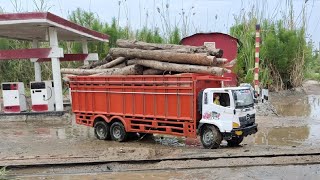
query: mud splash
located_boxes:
[153,136,186,147]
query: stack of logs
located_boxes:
[61,39,234,79]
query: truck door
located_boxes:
[202,91,234,132]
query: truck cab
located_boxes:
[198,87,258,149]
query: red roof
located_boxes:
[0,12,109,42]
[180,32,239,44]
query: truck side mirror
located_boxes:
[233,109,236,115]
[253,90,258,98]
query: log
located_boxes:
[61,64,143,75]
[91,65,143,76]
[127,59,230,76]
[80,54,112,69]
[116,39,223,57]
[143,68,164,75]
[95,57,126,69]
[112,62,127,68]
[224,59,237,68]
[109,48,223,66]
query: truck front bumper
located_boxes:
[223,124,258,139]
[232,123,258,136]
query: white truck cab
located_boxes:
[198,87,258,149]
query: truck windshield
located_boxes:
[233,89,254,108]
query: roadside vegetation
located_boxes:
[0,167,7,179]
[0,0,319,90]
[230,0,318,91]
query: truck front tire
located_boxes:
[110,122,128,142]
[200,125,222,149]
[227,136,244,147]
[94,121,110,140]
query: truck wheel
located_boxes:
[94,121,110,140]
[227,136,244,147]
[200,125,222,149]
[110,122,128,142]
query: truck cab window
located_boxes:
[213,93,230,107]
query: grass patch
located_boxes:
[306,74,320,81]
[0,167,7,179]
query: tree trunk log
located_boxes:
[109,48,225,66]
[95,57,126,69]
[112,62,127,68]
[116,39,223,57]
[224,59,237,68]
[80,54,112,69]
[61,64,143,75]
[143,68,164,75]
[127,59,229,75]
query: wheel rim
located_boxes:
[96,125,106,138]
[202,128,215,145]
[113,126,122,139]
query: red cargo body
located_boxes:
[69,74,228,138]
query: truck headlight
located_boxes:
[233,122,240,128]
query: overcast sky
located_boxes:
[1,0,319,49]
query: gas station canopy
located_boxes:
[0,12,109,42]
[0,12,110,112]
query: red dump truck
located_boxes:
[69,73,257,149]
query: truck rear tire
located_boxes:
[227,136,244,147]
[110,122,128,142]
[200,125,222,149]
[94,121,110,140]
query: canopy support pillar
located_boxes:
[49,27,64,111]
[82,39,89,65]
[31,40,42,81]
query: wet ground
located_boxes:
[1,80,320,179]
[13,164,320,180]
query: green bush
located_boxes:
[230,3,315,91]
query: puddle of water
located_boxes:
[259,95,320,146]
[6,120,95,141]
[253,126,310,146]
[252,120,320,147]
[272,95,320,118]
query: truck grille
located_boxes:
[239,114,255,128]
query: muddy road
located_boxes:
[1,80,320,179]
